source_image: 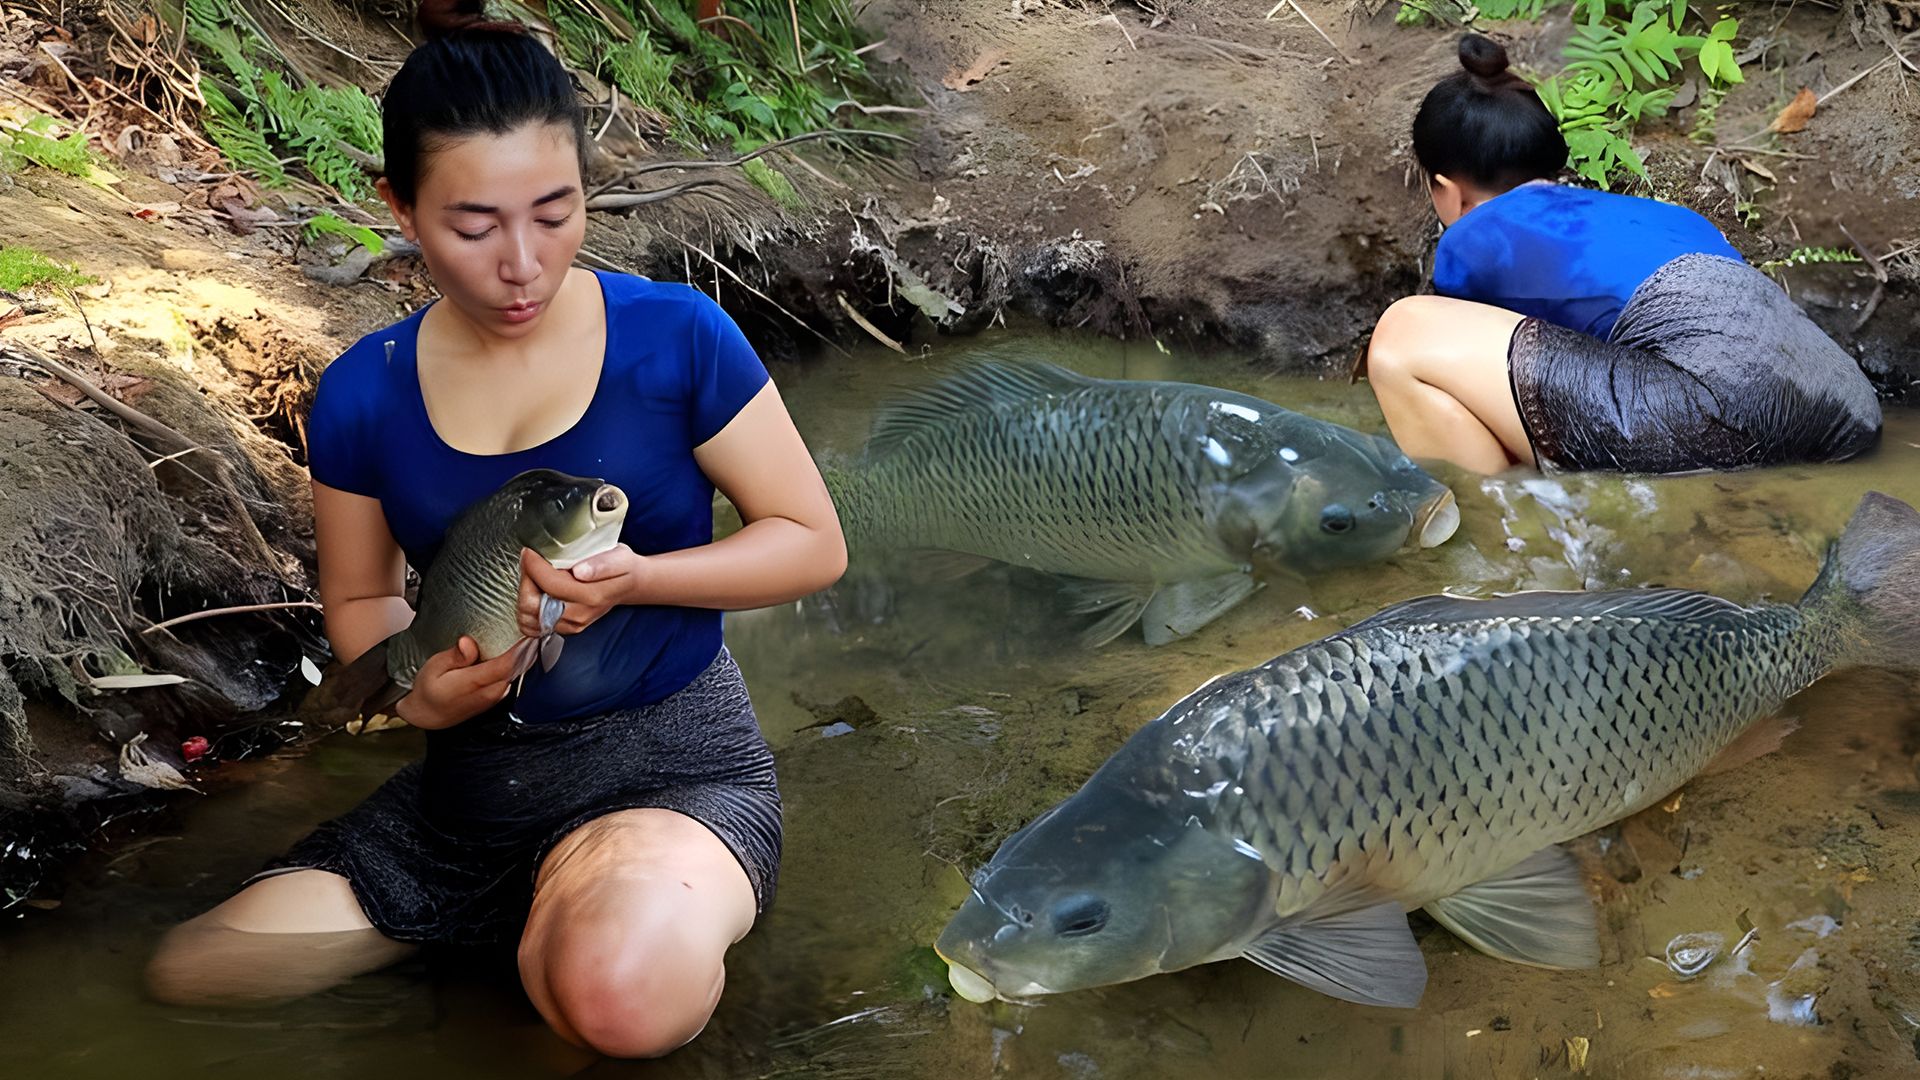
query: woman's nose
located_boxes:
[500,227,540,285]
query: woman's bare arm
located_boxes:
[312,481,413,664]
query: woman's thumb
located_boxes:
[456,635,479,663]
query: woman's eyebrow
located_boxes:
[442,185,580,213]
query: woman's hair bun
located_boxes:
[416,0,524,39]
[1458,34,1511,81]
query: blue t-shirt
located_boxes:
[1432,183,1744,339]
[307,271,769,722]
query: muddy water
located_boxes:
[5,333,1920,1079]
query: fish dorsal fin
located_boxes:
[866,357,1097,457]
[1241,899,1428,1008]
[1344,587,1748,634]
[1423,846,1600,969]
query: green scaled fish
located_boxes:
[824,357,1459,646]
[317,469,628,719]
[936,492,1920,1007]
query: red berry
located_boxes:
[181,736,210,763]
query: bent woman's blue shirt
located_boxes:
[1432,183,1744,339]
[306,271,768,722]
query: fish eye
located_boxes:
[1049,894,1111,938]
[1320,504,1355,534]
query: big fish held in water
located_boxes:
[936,492,1920,1007]
[317,469,628,718]
[823,356,1459,646]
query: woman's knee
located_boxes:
[1366,296,1444,383]
[532,939,724,1058]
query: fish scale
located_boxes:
[1170,604,1827,917]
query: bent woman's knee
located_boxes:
[540,948,722,1059]
[1366,296,1440,382]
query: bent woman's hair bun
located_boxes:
[416,0,526,39]
[1458,34,1511,81]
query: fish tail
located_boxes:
[1799,492,1920,667]
[306,638,406,723]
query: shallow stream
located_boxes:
[6,334,1920,1079]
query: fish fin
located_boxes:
[1423,846,1600,969]
[1140,572,1259,645]
[908,549,996,583]
[866,358,1095,457]
[1060,580,1154,648]
[305,637,402,723]
[538,593,565,636]
[1344,587,1747,635]
[1241,900,1428,1008]
[1701,713,1801,775]
[539,633,565,673]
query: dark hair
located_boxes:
[380,0,587,204]
[1411,35,1565,192]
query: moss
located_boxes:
[0,246,95,292]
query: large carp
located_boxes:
[824,357,1458,646]
[936,492,1920,1007]
[317,468,628,718]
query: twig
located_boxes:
[586,177,731,210]
[595,85,620,142]
[4,343,207,456]
[1837,221,1888,334]
[1265,0,1354,66]
[591,129,911,197]
[57,286,98,352]
[835,293,905,353]
[141,601,323,635]
[37,41,100,108]
[787,0,806,70]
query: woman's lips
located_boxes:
[501,300,541,323]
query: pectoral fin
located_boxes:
[1140,572,1259,645]
[1701,713,1801,775]
[1241,900,1428,1008]
[538,593,565,635]
[1423,845,1600,969]
[539,633,565,673]
[1060,580,1154,649]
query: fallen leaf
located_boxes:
[1741,157,1777,182]
[127,201,181,222]
[91,672,188,689]
[0,305,24,330]
[943,48,1009,91]
[1770,87,1816,134]
[130,13,161,44]
[300,655,323,685]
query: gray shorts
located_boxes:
[253,647,780,945]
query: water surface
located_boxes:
[5,333,1919,1079]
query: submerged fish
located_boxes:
[319,468,628,718]
[824,357,1458,646]
[936,492,1920,1007]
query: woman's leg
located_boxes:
[1365,295,1535,474]
[145,869,416,1005]
[518,808,758,1059]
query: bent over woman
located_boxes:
[1366,35,1881,475]
[145,0,846,1059]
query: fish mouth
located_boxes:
[549,483,629,570]
[1413,488,1459,549]
[936,946,1000,1004]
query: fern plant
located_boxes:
[1533,0,1743,188]
[180,0,382,200]
[1758,246,1863,273]
[1,115,116,187]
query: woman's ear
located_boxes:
[375,177,417,243]
[1429,173,1466,226]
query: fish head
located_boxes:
[498,469,630,568]
[1226,431,1456,572]
[935,781,1270,1002]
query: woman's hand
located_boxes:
[516,544,650,638]
[395,635,534,730]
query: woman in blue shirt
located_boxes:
[1364,35,1880,474]
[144,0,845,1058]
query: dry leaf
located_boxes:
[130,13,161,44]
[943,49,1009,91]
[127,201,181,222]
[1741,158,1778,182]
[1770,87,1817,134]
[0,305,24,331]
[91,672,188,689]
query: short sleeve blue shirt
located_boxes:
[306,271,769,722]
[1431,183,1744,339]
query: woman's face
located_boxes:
[378,122,586,339]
